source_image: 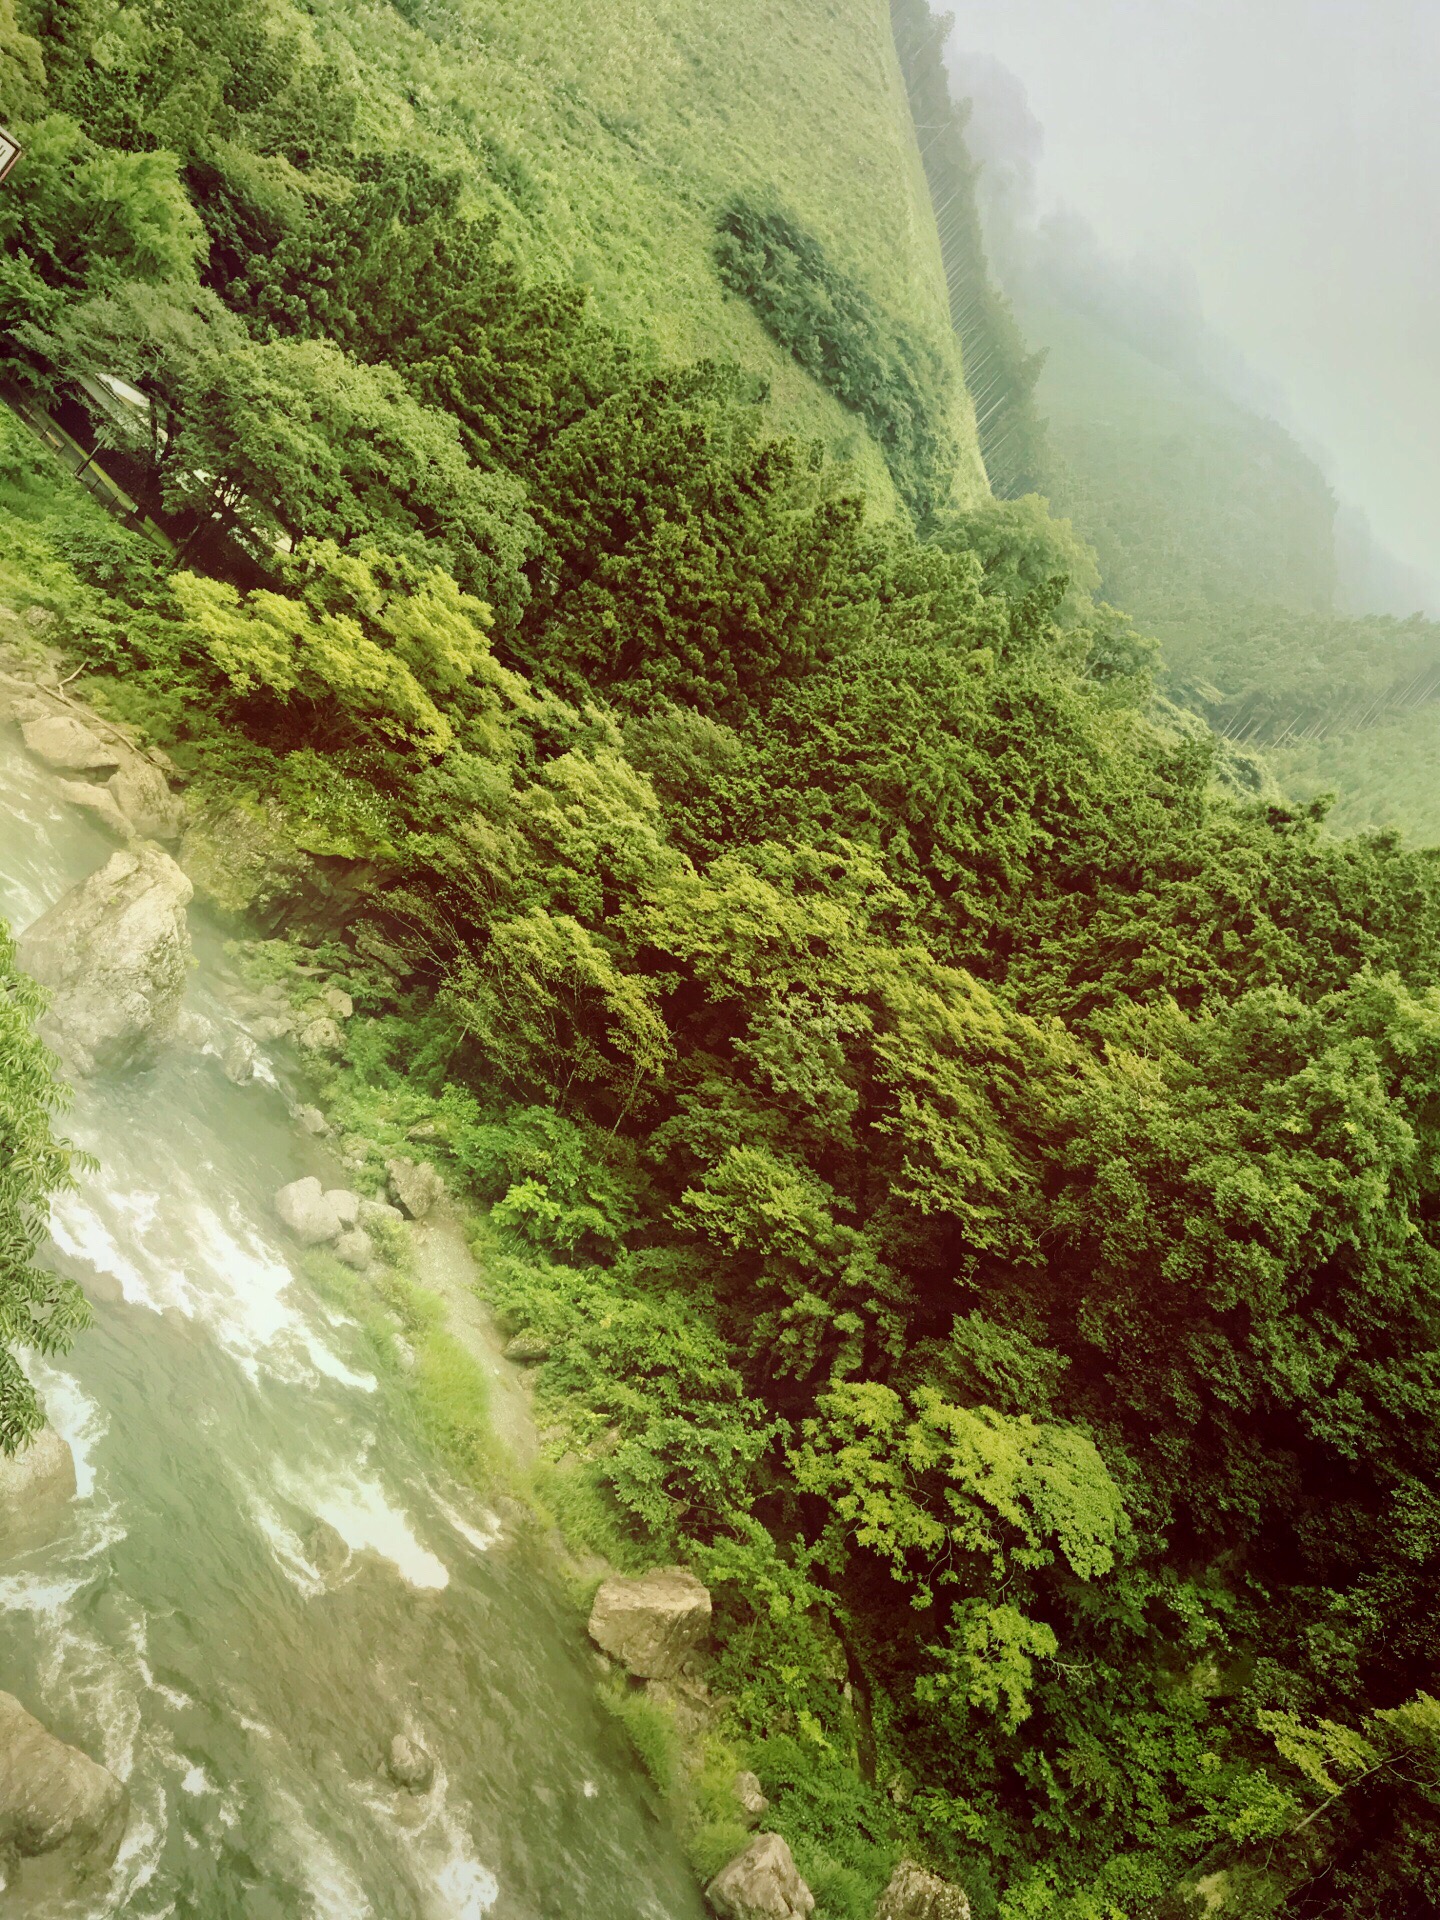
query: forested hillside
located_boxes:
[2,1,1439,1917]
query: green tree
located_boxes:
[0,922,87,1453]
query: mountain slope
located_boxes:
[303,0,990,509]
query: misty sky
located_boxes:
[947,0,1440,588]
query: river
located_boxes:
[0,729,704,1920]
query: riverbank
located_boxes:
[0,626,716,1918]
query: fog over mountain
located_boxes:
[946,0,1440,611]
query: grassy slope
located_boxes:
[303,0,989,509]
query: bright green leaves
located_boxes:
[795,1383,1125,1602]
[793,1384,1124,1732]
[173,546,507,755]
[0,922,88,1453]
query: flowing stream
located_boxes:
[0,728,704,1919]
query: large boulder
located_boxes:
[0,1428,76,1544]
[875,1861,973,1920]
[705,1833,814,1920]
[17,845,193,1076]
[20,712,122,773]
[587,1566,711,1680]
[274,1178,360,1247]
[386,1156,445,1220]
[0,1692,128,1889]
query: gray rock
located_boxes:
[55,777,130,838]
[220,1031,257,1085]
[644,1675,713,1742]
[107,759,183,842]
[587,1566,712,1680]
[503,1330,551,1365]
[329,1190,361,1228]
[386,1156,445,1220]
[705,1833,814,1920]
[304,1518,350,1580]
[875,1861,972,1920]
[24,605,56,631]
[322,986,353,1019]
[297,1015,344,1054]
[0,1691,129,1887]
[0,1428,76,1544]
[386,1734,434,1793]
[17,845,193,1076]
[734,1770,769,1830]
[252,1014,294,1042]
[358,1197,403,1232]
[295,1106,329,1136]
[274,1178,347,1246]
[20,711,122,773]
[333,1228,374,1271]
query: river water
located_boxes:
[0,730,704,1920]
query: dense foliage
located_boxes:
[714,200,962,521]
[3,3,1440,1918]
[0,922,84,1452]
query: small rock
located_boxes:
[322,986,353,1019]
[503,1330,551,1365]
[386,1735,434,1793]
[875,1861,972,1920]
[0,1690,129,1887]
[304,1518,350,1580]
[220,1031,257,1085]
[252,1014,294,1042]
[587,1567,712,1680]
[274,1177,345,1246]
[705,1832,814,1920]
[333,1228,374,1271]
[297,1016,344,1054]
[24,605,56,630]
[386,1156,445,1220]
[174,1009,214,1052]
[295,1106,328,1135]
[0,1428,77,1545]
[734,1770,769,1829]
[329,1190,361,1228]
[644,1675,713,1742]
[20,712,122,773]
[358,1197,403,1232]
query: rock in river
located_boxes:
[705,1833,814,1920]
[587,1566,711,1680]
[0,1691,129,1892]
[0,1427,76,1545]
[17,845,193,1076]
[386,1734,435,1793]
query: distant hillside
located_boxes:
[304,0,990,510]
[1023,297,1337,636]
